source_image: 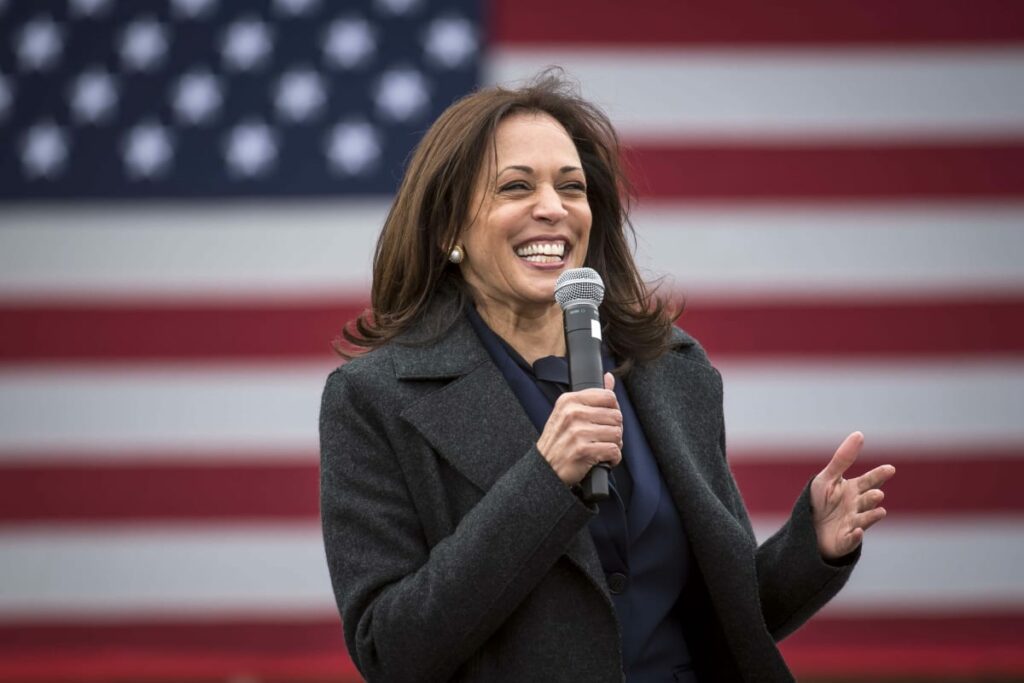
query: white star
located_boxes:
[171,70,223,125]
[15,17,63,72]
[120,18,169,72]
[274,68,326,122]
[122,121,174,179]
[69,68,118,124]
[375,67,429,122]
[322,18,376,69]
[374,0,421,16]
[423,16,477,69]
[273,0,319,16]
[0,75,12,121]
[326,120,381,176]
[68,0,112,18]
[20,121,69,179]
[224,121,278,177]
[171,0,217,19]
[221,18,274,72]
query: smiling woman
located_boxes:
[320,71,894,683]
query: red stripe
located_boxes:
[0,616,357,681]
[627,143,1024,200]
[491,0,1024,45]
[1,614,1021,680]
[679,297,1024,359]
[730,452,1024,516]
[1,451,1019,523]
[781,613,1024,677]
[0,299,364,363]
[3,296,1023,362]
[0,458,318,524]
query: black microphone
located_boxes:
[554,267,610,502]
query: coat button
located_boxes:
[607,572,628,594]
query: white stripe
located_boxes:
[719,359,1024,454]
[635,202,1024,296]
[752,517,1024,614]
[0,524,334,619]
[0,363,329,458]
[486,47,1024,140]
[1,361,1021,461]
[0,200,387,301]
[1,519,1020,618]
[3,203,1022,300]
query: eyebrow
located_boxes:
[497,165,584,176]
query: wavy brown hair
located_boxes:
[338,71,679,369]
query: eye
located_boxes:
[498,180,530,192]
[561,181,587,193]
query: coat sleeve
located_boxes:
[319,367,597,682]
[718,425,859,641]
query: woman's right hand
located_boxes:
[537,372,623,486]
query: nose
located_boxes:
[532,183,569,223]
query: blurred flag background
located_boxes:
[2,0,1023,681]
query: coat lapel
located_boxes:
[626,353,749,548]
[395,313,608,592]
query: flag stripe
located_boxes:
[491,0,1024,46]
[0,454,1018,524]
[628,142,1024,199]
[2,521,1022,616]
[487,47,1024,140]
[3,615,1021,681]
[2,361,1020,456]
[733,456,1023,515]
[5,203,1022,299]
[3,296,1023,362]
[0,616,356,682]
[780,614,1024,678]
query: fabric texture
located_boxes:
[319,297,859,682]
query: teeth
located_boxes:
[522,254,562,263]
[515,242,566,257]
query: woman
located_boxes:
[320,74,895,682]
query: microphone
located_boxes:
[554,267,610,502]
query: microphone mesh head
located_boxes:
[554,267,605,310]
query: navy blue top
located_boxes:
[466,306,698,683]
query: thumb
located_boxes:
[820,431,864,482]
[604,371,615,391]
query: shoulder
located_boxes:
[665,325,716,372]
[321,345,403,418]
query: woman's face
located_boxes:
[459,111,592,317]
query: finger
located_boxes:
[819,431,864,482]
[855,464,896,493]
[584,407,623,427]
[852,506,887,532]
[857,489,884,513]
[578,423,623,445]
[572,387,620,409]
[604,372,615,391]
[584,441,622,466]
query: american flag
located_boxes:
[1,0,1023,681]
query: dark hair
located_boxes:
[337,71,679,369]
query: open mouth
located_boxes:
[514,240,568,265]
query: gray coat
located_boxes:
[320,307,857,682]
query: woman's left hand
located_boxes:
[810,431,896,561]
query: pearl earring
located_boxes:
[448,244,465,264]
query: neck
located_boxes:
[474,299,565,365]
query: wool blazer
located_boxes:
[320,303,858,683]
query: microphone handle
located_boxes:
[564,303,610,502]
